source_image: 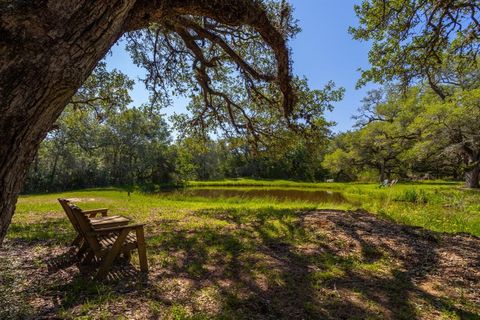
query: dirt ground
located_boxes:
[1,210,479,319]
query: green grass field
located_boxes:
[2,180,479,319]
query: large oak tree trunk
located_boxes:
[0,0,136,244]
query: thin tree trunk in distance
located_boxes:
[379,162,386,182]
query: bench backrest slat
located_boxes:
[58,198,82,234]
[69,204,102,253]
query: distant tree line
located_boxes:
[23,64,341,193]
[23,64,479,192]
[24,63,175,193]
[323,84,480,187]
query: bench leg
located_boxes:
[71,234,82,247]
[123,251,131,261]
[76,241,88,259]
[136,228,148,272]
[95,229,129,280]
[83,250,95,264]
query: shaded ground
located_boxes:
[1,209,479,319]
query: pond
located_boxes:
[168,188,352,204]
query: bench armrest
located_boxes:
[83,208,108,217]
[91,223,145,235]
[92,220,130,229]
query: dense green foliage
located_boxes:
[24,64,343,192]
[350,0,479,97]
[323,85,480,186]
[24,64,175,193]
[348,0,480,187]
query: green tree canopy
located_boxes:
[351,0,480,99]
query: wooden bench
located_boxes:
[58,198,131,247]
[68,203,148,279]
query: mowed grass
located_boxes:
[2,181,479,319]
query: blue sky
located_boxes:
[105,0,374,133]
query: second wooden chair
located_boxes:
[68,203,148,279]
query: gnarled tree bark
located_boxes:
[0,0,294,245]
[0,0,136,244]
[464,152,480,189]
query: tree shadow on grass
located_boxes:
[2,208,479,319]
[302,210,479,319]
[140,208,479,319]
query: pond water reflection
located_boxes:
[169,188,352,204]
